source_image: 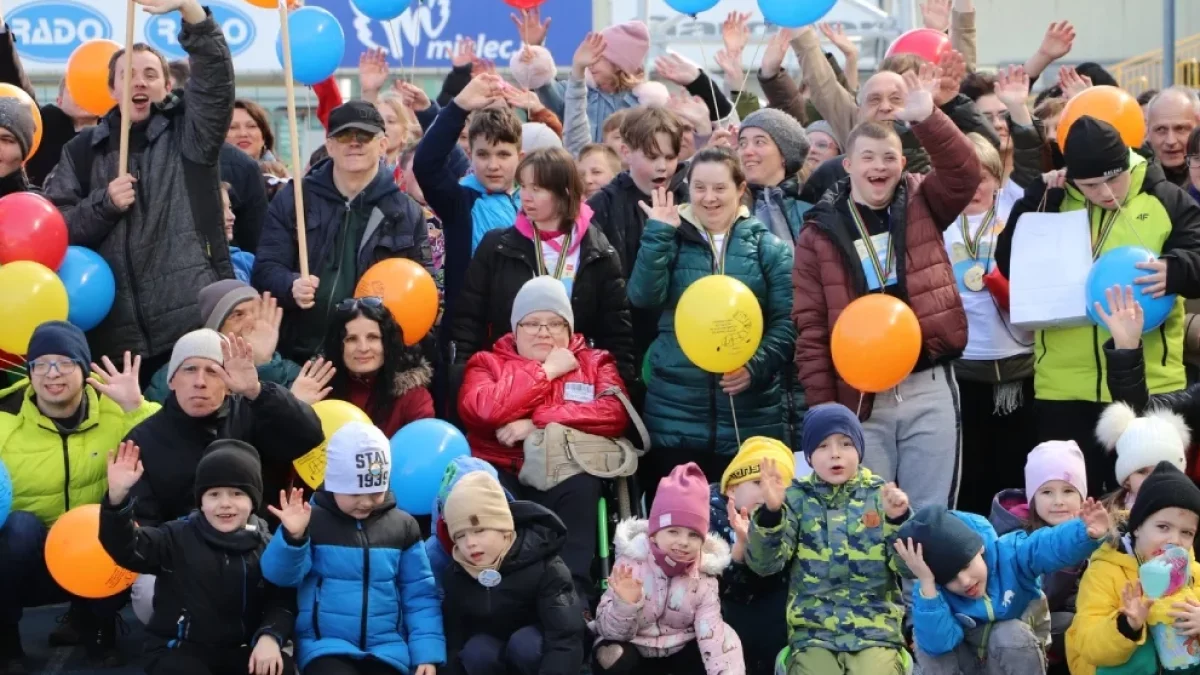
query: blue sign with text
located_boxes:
[8,1,112,63]
[145,2,257,60]
[307,0,591,69]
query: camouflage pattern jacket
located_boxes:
[745,468,908,653]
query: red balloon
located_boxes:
[885,28,952,63]
[0,192,68,270]
[504,0,546,8]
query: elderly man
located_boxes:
[1145,86,1200,187]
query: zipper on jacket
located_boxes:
[319,205,353,331]
[125,166,153,348]
[1160,325,1169,367]
[358,521,370,651]
[1036,331,1048,365]
[1092,325,1103,402]
[976,596,996,663]
[312,578,323,639]
[59,434,71,512]
[240,556,248,638]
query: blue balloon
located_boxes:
[57,246,115,332]
[390,419,470,516]
[0,458,11,531]
[350,0,407,20]
[758,0,838,28]
[1086,246,1177,331]
[664,0,719,15]
[275,7,345,87]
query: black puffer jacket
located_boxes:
[99,502,295,649]
[441,501,584,675]
[449,219,634,384]
[43,11,235,361]
[1106,340,1200,434]
[124,383,323,526]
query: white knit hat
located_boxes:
[1096,402,1191,486]
[167,329,226,382]
[324,421,392,495]
[521,122,562,153]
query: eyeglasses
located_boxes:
[517,320,570,336]
[336,296,384,317]
[29,359,79,377]
[332,129,379,145]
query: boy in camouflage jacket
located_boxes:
[746,403,912,674]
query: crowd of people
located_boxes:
[3,0,1200,673]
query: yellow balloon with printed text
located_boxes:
[292,400,372,489]
[674,275,763,374]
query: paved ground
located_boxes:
[17,604,145,675]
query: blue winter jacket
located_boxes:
[230,246,254,283]
[910,511,1101,656]
[412,101,521,348]
[261,491,445,672]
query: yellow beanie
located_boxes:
[720,436,795,493]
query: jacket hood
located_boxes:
[613,518,732,577]
[514,203,593,256]
[501,500,569,572]
[1088,539,1139,574]
[390,358,433,396]
[312,488,397,519]
[304,157,401,207]
[1064,150,1148,206]
[989,488,1029,537]
[678,203,752,228]
[490,332,589,360]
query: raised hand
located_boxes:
[88,352,144,413]
[760,28,795,79]
[994,65,1031,109]
[1058,66,1092,99]
[291,357,335,405]
[248,635,284,675]
[667,91,710,133]
[503,87,545,113]
[133,0,198,17]
[218,335,262,400]
[726,498,750,542]
[920,0,951,32]
[933,50,965,108]
[654,52,702,87]
[359,48,389,96]
[267,488,312,539]
[1169,597,1200,636]
[394,80,431,112]
[899,64,939,123]
[1038,21,1076,62]
[609,564,643,605]
[1094,285,1145,350]
[721,11,751,54]
[1135,257,1169,299]
[573,32,607,79]
[893,538,936,588]
[818,22,857,56]
[714,49,744,89]
[245,293,282,366]
[1079,498,1112,539]
[882,483,911,521]
[107,440,144,505]
[1042,168,1067,190]
[759,458,786,512]
[451,38,476,69]
[1121,581,1152,632]
[454,73,506,112]
[638,187,680,227]
[510,7,551,46]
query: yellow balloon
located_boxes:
[292,400,372,489]
[674,275,764,374]
[0,261,69,354]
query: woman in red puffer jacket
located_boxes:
[459,276,630,597]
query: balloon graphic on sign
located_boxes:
[276,7,346,86]
[675,275,764,374]
[65,40,122,117]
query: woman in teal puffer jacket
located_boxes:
[629,147,796,490]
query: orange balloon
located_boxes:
[0,85,41,162]
[65,40,121,118]
[355,259,439,345]
[1057,85,1146,151]
[45,504,137,599]
[831,295,922,394]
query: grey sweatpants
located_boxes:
[915,620,1046,675]
[861,363,963,511]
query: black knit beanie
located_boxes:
[1127,461,1200,535]
[194,439,263,510]
[1064,116,1129,181]
[897,505,985,585]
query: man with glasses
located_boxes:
[0,321,159,670]
[254,100,432,361]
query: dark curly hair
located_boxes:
[323,300,423,427]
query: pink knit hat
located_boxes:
[649,463,709,536]
[1024,440,1088,500]
[600,21,650,76]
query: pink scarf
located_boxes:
[650,541,696,578]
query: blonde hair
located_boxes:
[376,92,415,146]
[614,69,645,92]
[967,132,1004,183]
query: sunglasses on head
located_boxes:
[335,296,384,316]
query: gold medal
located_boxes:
[964,264,986,292]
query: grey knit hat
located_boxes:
[197,279,258,332]
[805,120,836,142]
[0,98,35,160]
[510,276,574,334]
[740,108,810,176]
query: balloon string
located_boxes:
[694,26,722,126]
[855,391,864,418]
[729,394,742,447]
[734,26,767,110]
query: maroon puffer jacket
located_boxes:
[792,109,980,419]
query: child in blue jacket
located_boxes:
[262,421,444,675]
[894,503,1112,675]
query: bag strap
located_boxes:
[564,431,639,479]
[597,386,650,454]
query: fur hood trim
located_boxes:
[613,518,731,577]
[391,358,433,396]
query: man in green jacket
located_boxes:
[0,321,159,670]
[144,279,302,403]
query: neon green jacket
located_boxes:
[1003,153,1200,402]
[0,380,159,526]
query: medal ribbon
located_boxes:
[958,206,996,263]
[1090,207,1120,260]
[533,228,573,279]
[849,201,894,289]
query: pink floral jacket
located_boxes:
[591,519,745,675]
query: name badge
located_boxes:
[563,382,595,403]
